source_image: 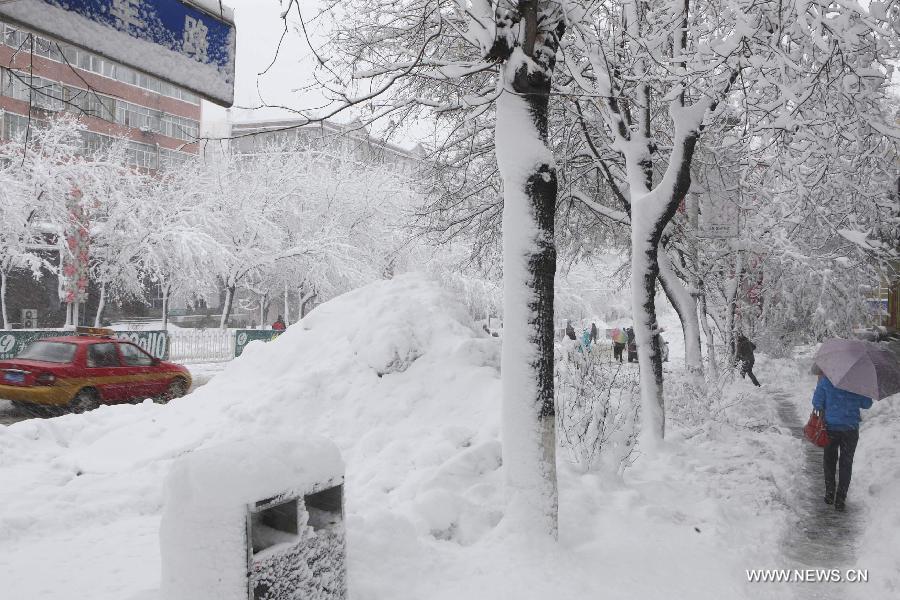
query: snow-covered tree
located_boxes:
[0,116,107,328]
[319,0,566,535]
[558,0,899,444]
[0,155,43,329]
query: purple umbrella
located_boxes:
[813,338,900,401]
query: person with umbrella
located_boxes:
[811,339,900,511]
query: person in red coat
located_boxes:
[272,315,286,331]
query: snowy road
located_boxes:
[0,361,229,426]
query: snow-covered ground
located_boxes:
[0,274,893,599]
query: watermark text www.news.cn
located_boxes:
[747,569,868,583]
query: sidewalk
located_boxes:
[762,354,900,599]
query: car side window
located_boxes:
[119,343,154,367]
[87,343,121,368]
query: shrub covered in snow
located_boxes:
[555,339,639,476]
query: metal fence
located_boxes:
[168,329,235,363]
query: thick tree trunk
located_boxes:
[94,283,106,328]
[630,220,665,443]
[0,270,8,330]
[219,285,235,329]
[283,284,290,325]
[492,6,563,536]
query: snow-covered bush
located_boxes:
[666,367,762,436]
[555,340,639,477]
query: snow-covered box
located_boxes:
[160,436,346,600]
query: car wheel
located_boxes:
[69,389,99,414]
[159,378,188,404]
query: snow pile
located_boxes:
[0,274,796,599]
[853,395,900,596]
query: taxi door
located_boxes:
[84,342,127,402]
[116,342,159,401]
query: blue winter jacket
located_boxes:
[811,376,873,431]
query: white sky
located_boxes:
[202,0,331,133]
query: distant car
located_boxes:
[0,327,191,414]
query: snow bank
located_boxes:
[852,395,900,596]
[0,274,796,599]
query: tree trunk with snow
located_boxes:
[486,0,564,537]
[161,284,170,330]
[94,282,107,328]
[658,247,702,375]
[629,119,701,445]
[698,283,719,379]
[0,269,9,330]
[259,292,268,328]
[283,284,290,325]
[220,284,235,330]
[630,214,666,443]
[298,287,316,319]
[724,249,742,361]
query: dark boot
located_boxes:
[834,495,846,512]
[824,488,835,505]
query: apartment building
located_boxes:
[230,117,425,175]
[0,18,201,170]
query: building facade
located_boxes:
[0,17,204,328]
[230,117,424,175]
[0,18,201,170]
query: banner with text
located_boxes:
[0,330,170,360]
[234,329,282,358]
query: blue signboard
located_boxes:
[45,1,232,69]
[0,0,235,105]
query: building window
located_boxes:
[159,147,194,170]
[0,69,63,111]
[2,112,36,140]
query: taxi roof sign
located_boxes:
[0,0,236,106]
[75,326,114,337]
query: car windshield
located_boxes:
[17,341,77,364]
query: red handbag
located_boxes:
[804,412,830,447]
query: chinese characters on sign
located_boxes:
[182,14,209,62]
[110,0,146,32]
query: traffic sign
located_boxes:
[0,0,235,106]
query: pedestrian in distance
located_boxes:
[811,371,873,511]
[565,320,577,341]
[735,333,761,386]
[590,322,599,343]
[611,327,626,363]
[580,328,592,353]
[272,315,286,331]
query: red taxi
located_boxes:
[0,327,191,413]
